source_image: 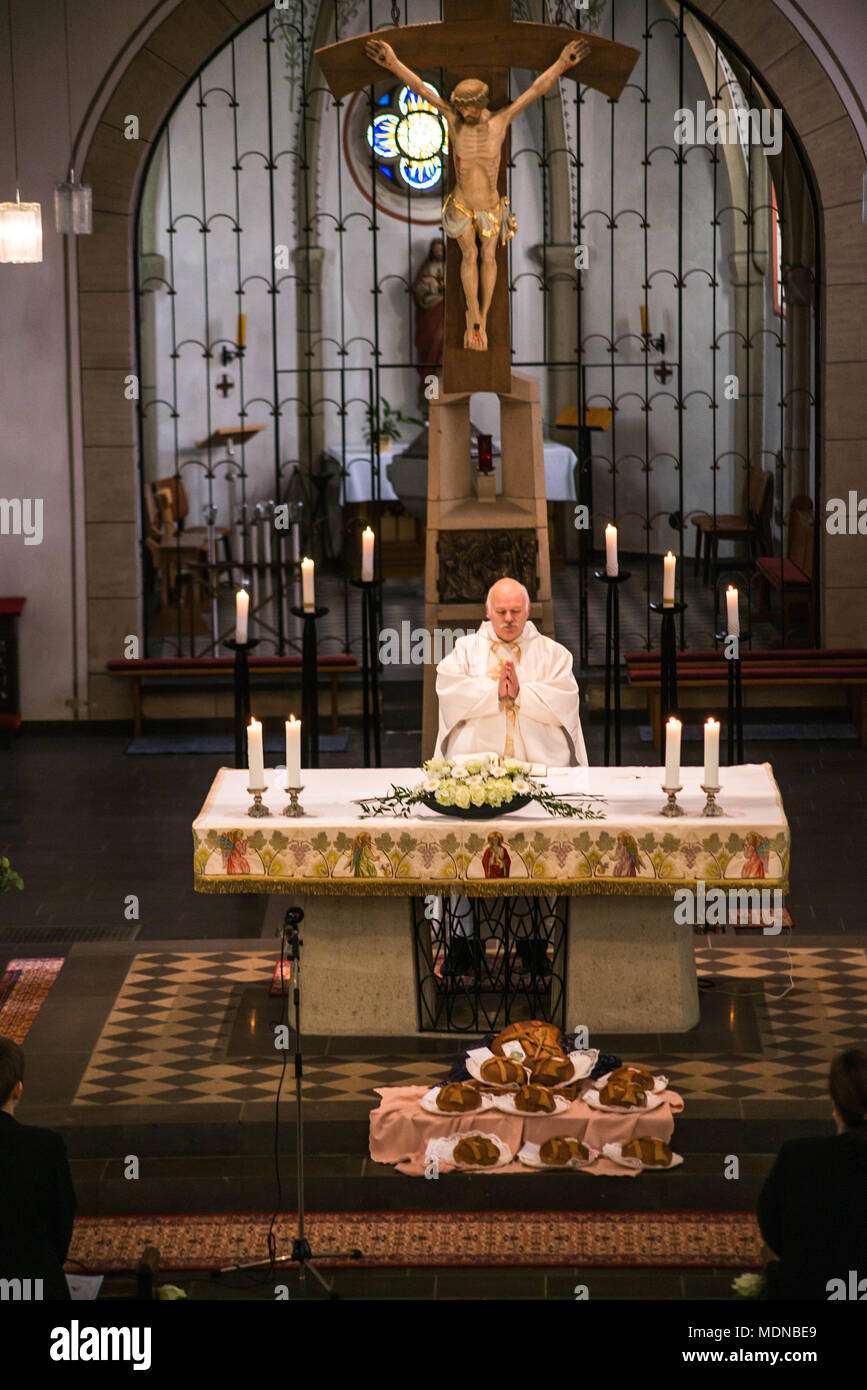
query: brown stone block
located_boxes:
[87,598,141,670]
[84,447,138,523]
[823,363,867,440]
[86,522,139,599]
[146,0,240,78]
[713,0,800,73]
[102,48,185,142]
[763,43,846,134]
[823,591,867,648]
[823,438,867,496]
[83,123,149,217]
[822,203,867,286]
[81,370,137,448]
[79,292,135,370]
[87,671,137,722]
[77,213,133,293]
[803,118,867,212]
[824,286,867,363]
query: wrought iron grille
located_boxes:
[135,0,820,666]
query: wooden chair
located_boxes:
[152,476,233,568]
[692,466,774,584]
[754,494,815,644]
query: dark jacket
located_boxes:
[757,1131,867,1301]
[0,1110,77,1301]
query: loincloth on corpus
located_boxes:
[441,192,517,245]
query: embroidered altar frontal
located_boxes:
[193,765,789,897]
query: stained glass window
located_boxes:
[367,84,448,194]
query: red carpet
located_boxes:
[0,958,63,1042]
[67,1210,764,1271]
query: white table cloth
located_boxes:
[331,438,580,504]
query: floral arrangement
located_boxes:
[731,1272,765,1299]
[356,754,605,820]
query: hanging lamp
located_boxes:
[0,1,42,262]
[54,0,91,236]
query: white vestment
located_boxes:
[434,619,587,766]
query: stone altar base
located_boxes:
[566,897,700,1033]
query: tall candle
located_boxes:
[361,526,375,582]
[726,585,740,638]
[235,588,249,645]
[704,717,720,787]
[664,716,682,790]
[237,312,246,349]
[247,716,265,790]
[663,551,676,607]
[605,523,618,577]
[640,304,650,336]
[285,714,301,787]
[301,556,315,611]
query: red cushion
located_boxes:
[0,598,26,616]
[755,557,810,586]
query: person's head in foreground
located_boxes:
[0,1036,24,1114]
[830,1047,867,1137]
[486,577,530,641]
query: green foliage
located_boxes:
[0,857,23,895]
[363,399,424,446]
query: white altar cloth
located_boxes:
[331,438,579,504]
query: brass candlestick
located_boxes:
[246,787,270,817]
[701,784,723,817]
[660,785,684,817]
[283,785,306,818]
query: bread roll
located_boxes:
[453,1134,501,1166]
[598,1079,647,1109]
[620,1135,672,1166]
[538,1135,590,1166]
[528,1055,573,1087]
[513,1084,557,1114]
[435,1083,481,1113]
[608,1064,655,1092]
[480,1057,524,1085]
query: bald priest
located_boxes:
[435,578,588,767]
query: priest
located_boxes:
[432,577,586,979]
[434,576,588,766]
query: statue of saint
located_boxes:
[365,35,589,352]
[412,237,445,402]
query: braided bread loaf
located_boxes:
[480,1056,525,1085]
[513,1084,558,1114]
[598,1079,647,1109]
[435,1083,482,1113]
[539,1135,590,1166]
[453,1134,501,1166]
[528,1055,573,1087]
[620,1136,672,1166]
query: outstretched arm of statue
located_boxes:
[364,38,453,119]
[500,37,590,126]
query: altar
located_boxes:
[193,763,789,1036]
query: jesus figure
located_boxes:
[364,35,589,352]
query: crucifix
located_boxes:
[316,0,639,394]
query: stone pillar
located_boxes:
[727,248,768,496]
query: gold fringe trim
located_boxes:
[194,876,789,898]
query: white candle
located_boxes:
[704,717,720,787]
[663,716,682,789]
[247,716,265,790]
[726,585,739,638]
[605,523,618,577]
[285,714,301,787]
[301,556,315,611]
[361,526,375,583]
[235,588,249,645]
[663,551,676,607]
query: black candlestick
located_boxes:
[649,601,687,732]
[716,631,744,764]
[350,579,383,767]
[290,607,328,768]
[594,570,631,766]
[224,637,260,768]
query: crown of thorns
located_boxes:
[450,82,489,108]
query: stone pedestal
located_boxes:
[565,896,700,1033]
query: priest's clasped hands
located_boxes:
[498,660,519,701]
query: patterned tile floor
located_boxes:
[71,944,867,1108]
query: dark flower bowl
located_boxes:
[421,794,532,820]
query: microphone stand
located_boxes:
[217,907,362,1296]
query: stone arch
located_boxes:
[77,0,867,719]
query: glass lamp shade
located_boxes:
[55,179,92,235]
[0,200,43,263]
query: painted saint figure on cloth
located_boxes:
[482,831,511,880]
[221,831,249,875]
[742,832,770,879]
[612,833,639,878]
[351,831,378,878]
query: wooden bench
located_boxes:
[625,648,867,749]
[107,654,361,738]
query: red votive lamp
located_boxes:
[477,433,494,475]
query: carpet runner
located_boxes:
[0,957,64,1042]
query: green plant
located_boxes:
[0,857,23,895]
[363,398,424,447]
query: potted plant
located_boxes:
[363,399,423,453]
[0,856,23,898]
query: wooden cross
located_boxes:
[216,374,234,398]
[317,0,638,395]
